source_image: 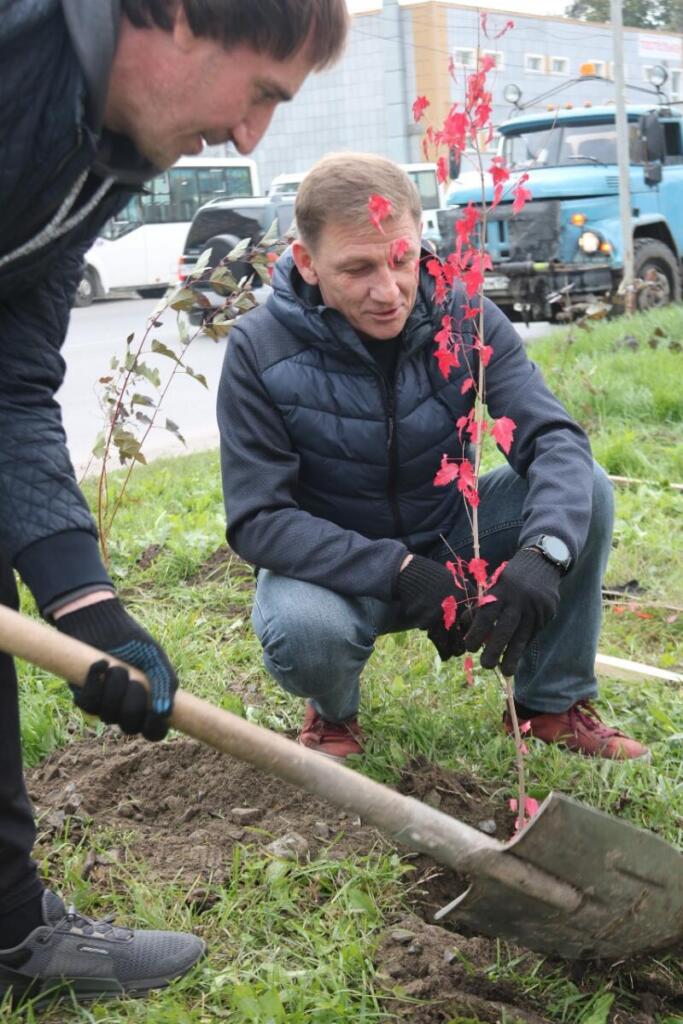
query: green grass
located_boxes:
[8,305,683,1022]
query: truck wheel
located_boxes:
[137,286,168,299]
[633,239,681,311]
[74,266,100,308]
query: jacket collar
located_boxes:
[267,247,440,363]
[61,0,158,185]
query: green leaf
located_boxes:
[185,366,209,388]
[227,237,251,261]
[209,266,238,288]
[131,393,155,407]
[92,433,106,459]
[580,993,614,1024]
[151,339,182,364]
[165,418,186,445]
[112,429,147,465]
[169,287,201,311]
[133,361,161,388]
[346,887,376,915]
[259,218,280,248]
[190,247,213,279]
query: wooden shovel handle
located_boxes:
[0,603,578,907]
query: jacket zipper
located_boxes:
[381,371,404,537]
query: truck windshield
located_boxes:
[501,122,643,169]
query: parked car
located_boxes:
[177,195,296,322]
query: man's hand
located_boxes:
[464,548,562,676]
[54,596,177,741]
[396,554,468,661]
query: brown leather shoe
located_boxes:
[504,701,650,761]
[298,704,364,763]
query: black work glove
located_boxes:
[55,598,177,742]
[464,548,562,676]
[396,555,470,661]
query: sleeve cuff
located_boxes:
[14,530,113,613]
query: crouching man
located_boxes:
[217,153,648,764]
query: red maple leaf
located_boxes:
[468,557,489,585]
[488,560,508,587]
[442,595,457,629]
[434,346,460,378]
[434,314,454,348]
[464,655,475,686]
[436,155,449,184]
[460,377,475,395]
[368,193,393,232]
[412,95,430,122]
[433,454,460,487]
[477,593,497,607]
[511,174,532,215]
[491,416,517,454]
[457,458,476,493]
[488,158,510,189]
[388,237,411,268]
[446,558,469,590]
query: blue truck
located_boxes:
[438,103,683,322]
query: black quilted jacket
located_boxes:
[217,251,594,601]
[0,0,156,611]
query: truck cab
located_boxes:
[438,104,683,321]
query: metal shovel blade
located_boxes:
[435,791,683,959]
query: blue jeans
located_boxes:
[252,463,614,722]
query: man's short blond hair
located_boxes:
[295,153,422,250]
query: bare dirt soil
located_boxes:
[26,734,683,1024]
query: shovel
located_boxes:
[2,603,682,961]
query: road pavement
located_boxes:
[60,295,552,474]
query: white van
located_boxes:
[267,163,445,247]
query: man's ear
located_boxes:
[171,3,196,52]
[291,240,320,286]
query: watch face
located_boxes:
[543,536,571,565]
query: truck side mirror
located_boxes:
[644,160,663,186]
[639,113,666,163]
[448,151,461,180]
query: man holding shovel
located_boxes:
[218,153,649,765]
[0,0,348,1005]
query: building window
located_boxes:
[453,48,476,68]
[550,56,569,75]
[484,50,505,70]
[589,59,607,77]
[671,69,682,100]
[525,54,546,73]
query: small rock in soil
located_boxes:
[313,821,331,840]
[181,806,199,824]
[43,809,66,833]
[265,832,310,862]
[389,928,416,945]
[230,806,262,824]
[163,796,185,815]
[477,818,497,835]
[423,788,442,809]
[117,802,134,819]
[81,849,98,881]
[406,942,423,955]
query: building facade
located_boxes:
[237,0,683,189]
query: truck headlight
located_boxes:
[578,230,601,254]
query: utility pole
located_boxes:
[611,0,636,314]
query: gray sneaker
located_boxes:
[0,890,206,1006]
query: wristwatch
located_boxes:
[524,534,572,573]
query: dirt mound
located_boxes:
[26,734,683,1022]
[28,730,384,891]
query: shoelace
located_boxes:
[568,701,624,738]
[41,906,132,945]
